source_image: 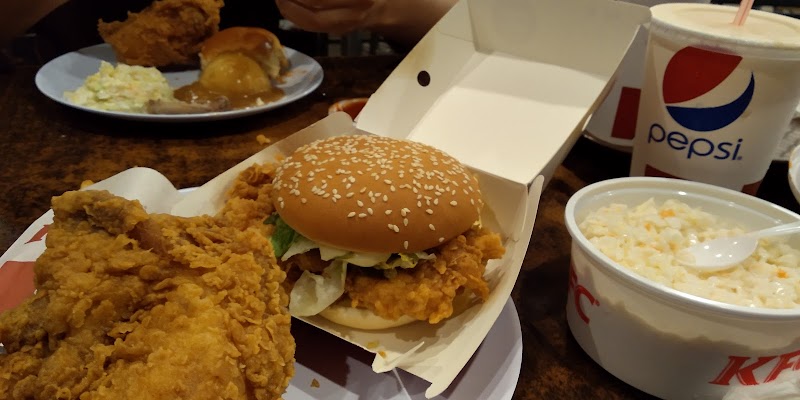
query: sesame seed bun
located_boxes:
[318,305,417,330]
[271,135,483,254]
[200,27,289,81]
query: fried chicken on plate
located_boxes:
[98,0,225,67]
[0,190,294,399]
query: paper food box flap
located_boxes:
[356,0,651,185]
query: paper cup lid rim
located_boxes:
[649,3,800,58]
[565,177,800,320]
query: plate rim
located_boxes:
[34,43,324,123]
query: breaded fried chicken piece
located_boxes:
[0,190,294,399]
[98,0,225,67]
[345,227,504,324]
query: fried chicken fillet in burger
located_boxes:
[266,135,505,330]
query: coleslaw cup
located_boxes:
[564,177,800,400]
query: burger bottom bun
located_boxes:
[319,305,417,330]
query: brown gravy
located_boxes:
[174,82,285,110]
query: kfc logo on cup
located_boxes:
[647,46,753,161]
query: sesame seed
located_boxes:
[367,208,374,215]
[429,224,436,231]
[387,224,394,231]
[348,212,356,218]
[404,241,409,249]
[301,198,307,204]
[426,209,433,214]
[359,213,367,218]
[450,200,458,206]
[439,237,445,243]
[357,200,364,207]
[403,218,409,226]
[393,225,400,233]
[417,201,422,208]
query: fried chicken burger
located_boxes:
[267,135,505,330]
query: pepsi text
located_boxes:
[647,122,743,161]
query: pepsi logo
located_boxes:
[663,46,754,132]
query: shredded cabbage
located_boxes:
[289,260,347,317]
[266,211,440,316]
[267,213,437,269]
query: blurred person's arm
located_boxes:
[1,0,70,46]
[274,0,457,48]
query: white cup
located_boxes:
[630,3,800,195]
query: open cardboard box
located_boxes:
[0,0,650,397]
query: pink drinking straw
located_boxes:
[733,0,755,26]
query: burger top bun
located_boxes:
[319,304,417,330]
[271,135,484,254]
[199,27,289,81]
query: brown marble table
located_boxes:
[1,54,798,399]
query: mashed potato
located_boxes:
[580,198,800,309]
[64,61,174,113]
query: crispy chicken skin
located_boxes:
[0,190,294,399]
[98,0,225,67]
[223,164,505,324]
[345,227,504,324]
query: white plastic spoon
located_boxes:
[677,220,800,272]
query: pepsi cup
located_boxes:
[630,3,800,194]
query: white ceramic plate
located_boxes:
[34,43,324,122]
[287,298,522,400]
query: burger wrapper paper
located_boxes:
[170,112,544,398]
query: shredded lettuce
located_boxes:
[281,236,318,261]
[265,213,436,269]
[289,260,347,316]
[318,244,350,261]
[264,214,300,258]
[265,211,439,316]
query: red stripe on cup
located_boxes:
[611,87,641,140]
